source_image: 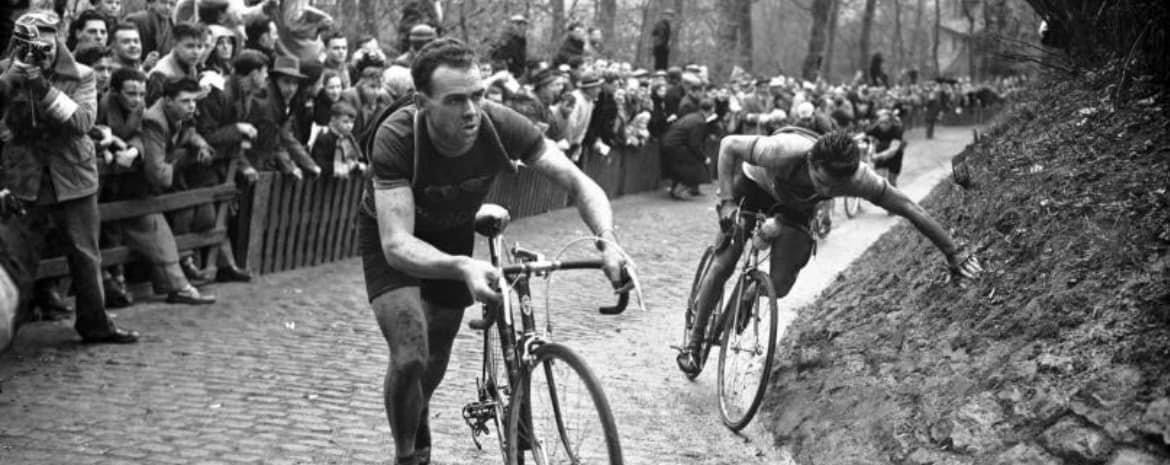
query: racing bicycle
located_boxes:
[462,204,634,464]
[679,207,779,431]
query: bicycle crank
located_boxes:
[461,399,498,450]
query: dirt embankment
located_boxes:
[764,72,1170,465]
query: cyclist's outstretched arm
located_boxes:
[872,185,961,260]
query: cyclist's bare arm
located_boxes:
[529,140,625,281]
[375,187,480,280]
[871,185,960,259]
[716,134,814,201]
[529,141,617,243]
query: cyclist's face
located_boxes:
[419,64,484,148]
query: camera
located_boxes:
[12,22,53,63]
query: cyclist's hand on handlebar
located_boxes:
[460,258,502,304]
[600,246,632,293]
[948,250,984,281]
[716,199,738,232]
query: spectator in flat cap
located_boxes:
[562,70,602,162]
[528,67,567,142]
[393,24,437,67]
[489,14,527,78]
[739,77,778,135]
[397,0,442,53]
[0,9,140,343]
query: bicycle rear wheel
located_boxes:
[507,342,623,465]
[716,270,779,431]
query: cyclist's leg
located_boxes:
[767,220,816,298]
[413,281,473,463]
[370,287,429,464]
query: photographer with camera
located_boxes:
[0,10,138,344]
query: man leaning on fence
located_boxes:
[0,10,138,344]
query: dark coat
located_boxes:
[242,81,318,174]
[490,31,527,77]
[125,8,174,58]
[140,99,211,192]
[553,36,585,69]
[0,42,100,203]
[196,77,255,172]
[651,19,671,48]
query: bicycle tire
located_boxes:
[506,342,623,465]
[683,245,720,379]
[484,322,512,463]
[716,270,779,432]
[843,196,861,218]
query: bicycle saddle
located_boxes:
[474,204,511,238]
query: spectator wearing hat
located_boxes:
[393,24,437,68]
[674,72,704,119]
[0,9,139,343]
[651,9,674,70]
[562,70,602,163]
[319,30,350,88]
[740,78,778,135]
[126,0,174,63]
[583,71,620,156]
[145,21,207,105]
[197,48,264,186]
[660,98,715,199]
[248,54,319,179]
[527,67,567,142]
[489,14,526,78]
[396,0,442,53]
[310,101,366,178]
[552,22,586,70]
[341,51,392,139]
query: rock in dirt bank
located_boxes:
[762,71,1170,465]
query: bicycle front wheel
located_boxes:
[507,342,623,465]
[717,270,779,431]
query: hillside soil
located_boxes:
[763,70,1170,465]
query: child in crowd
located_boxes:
[310,102,366,179]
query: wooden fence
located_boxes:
[36,183,238,280]
[234,142,664,275]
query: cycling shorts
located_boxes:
[358,213,475,309]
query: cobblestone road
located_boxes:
[0,127,975,465]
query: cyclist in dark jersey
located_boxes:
[361,38,626,465]
[676,129,983,375]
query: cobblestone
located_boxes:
[0,127,974,464]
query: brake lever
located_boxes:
[599,268,633,315]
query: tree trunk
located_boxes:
[859,0,878,81]
[737,0,753,74]
[802,0,834,81]
[670,0,685,65]
[551,0,565,58]
[359,0,378,39]
[893,0,904,76]
[596,0,617,53]
[914,0,926,74]
[823,0,841,80]
[932,0,941,76]
[963,0,977,79]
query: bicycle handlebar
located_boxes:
[501,259,631,315]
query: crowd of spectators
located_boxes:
[0,0,1023,336]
